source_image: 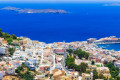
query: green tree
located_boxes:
[99,74,107,80]
[6,38,13,44]
[105,62,119,78]
[93,69,98,80]
[15,66,23,73]
[79,62,88,73]
[50,74,53,79]
[84,51,90,59]
[116,76,120,80]
[109,77,115,80]
[73,49,89,59]
[0,28,20,44]
[65,55,75,69]
[74,64,80,71]
[86,70,91,74]
[8,48,15,55]
[67,49,73,56]
[15,63,33,80]
[22,63,27,67]
[3,33,11,39]
[91,60,95,65]
[0,28,3,37]
[74,49,82,55]
[22,71,33,80]
[12,34,17,39]
[0,29,2,32]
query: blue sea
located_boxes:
[0,2,120,45]
[98,44,120,51]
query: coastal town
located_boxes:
[0,29,120,80]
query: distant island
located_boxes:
[104,3,120,6]
[1,6,68,14]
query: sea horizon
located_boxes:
[1,2,120,43]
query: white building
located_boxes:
[0,71,4,79]
[6,64,15,74]
[25,58,37,70]
[0,47,7,55]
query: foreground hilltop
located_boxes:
[1,6,68,14]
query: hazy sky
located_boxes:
[1,0,120,2]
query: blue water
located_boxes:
[98,44,120,51]
[0,2,120,43]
